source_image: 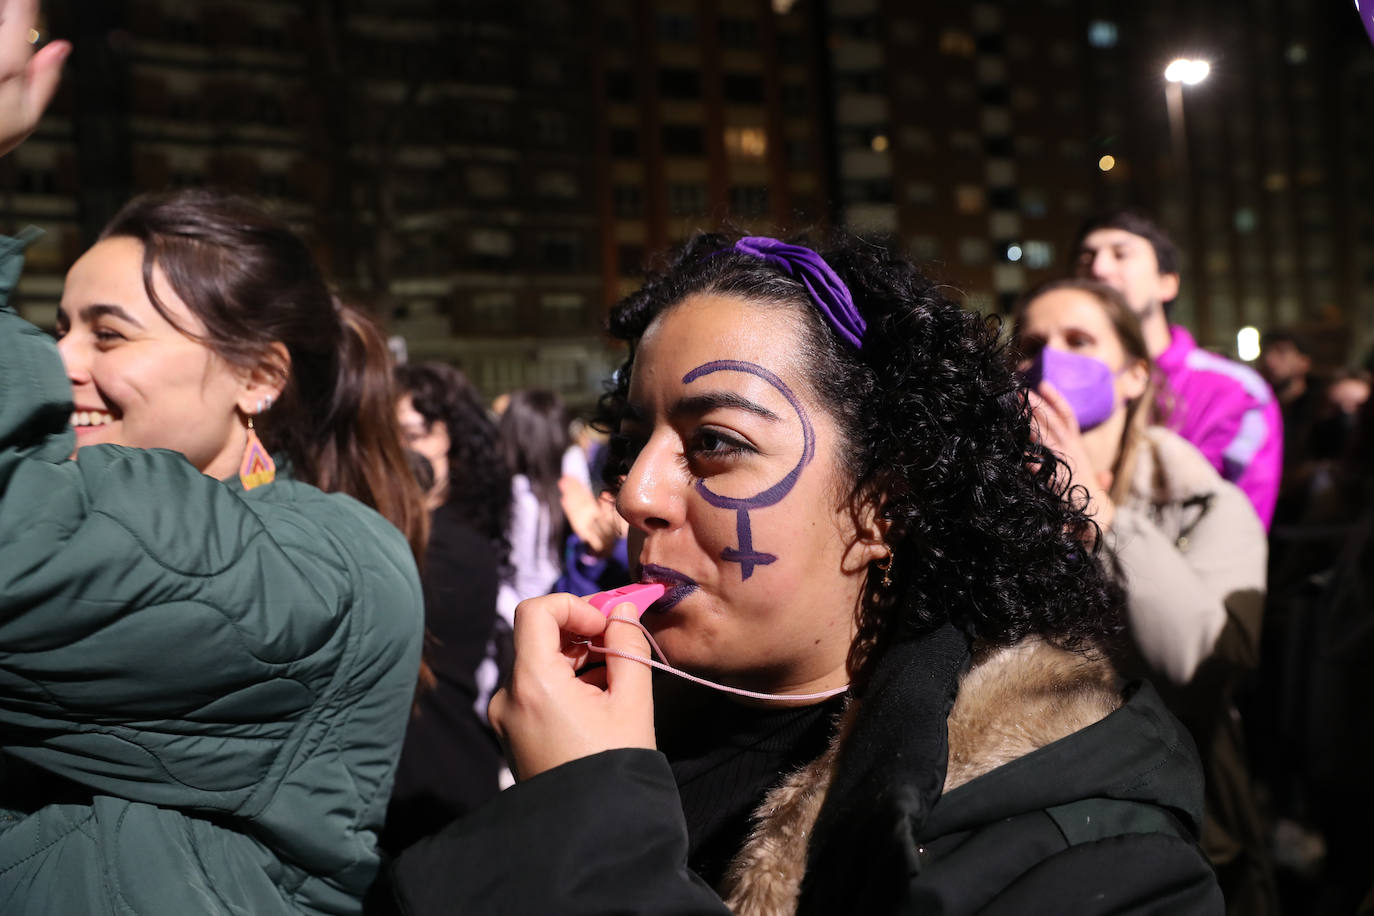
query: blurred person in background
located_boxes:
[1016,278,1276,914]
[384,363,514,853]
[1074,210,1281,530]
[496,389,574,621]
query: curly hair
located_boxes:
[395,362,512,570]
[596,232,1124,694]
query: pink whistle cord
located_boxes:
[577,614,850,703]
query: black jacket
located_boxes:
[383,626,1220,914]
[381,503,506,854]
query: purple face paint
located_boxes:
[681,359,815,580]
[1019,347,1117,431]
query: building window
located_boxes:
[787,139,811,168]
[540,293,586,331]
[469,228,515,262]
[533,111,569,146]
[959,238,991,266]
[662,125,704,156]
[729,184,769,218]
[536,232,583,272]
[938,29,975,57]
[909,235,940,262]
[842,179,891,203]
[949,131,980,156]
[613,185,642,219]
[724,125,768,159]
[1021,189,1048,218]
[988,187,1018,210]
[723,73,765,104]
[1087,21,1118,48]
[467,165,510,199]
[1023,240,1054,269]
[617,244,645,276]
[669,182,708,215]
[659,68,701,99]
[471,292,517,332]
[900,127,934,154]
[610,128,638,158]
[954,185,985,215]
[657,12,696,42]
[606,69,635,102]
[946,80,975,102]
[782,83,810,115]
[535,170,579,199]
[905,182,935,205]
[719,17,758,48]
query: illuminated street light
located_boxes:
[1098,154,1116,172]
[1165,58,1210,85]
[1237,326,1260,362]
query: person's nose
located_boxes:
[56,330,91,389]
[616,434,687,535]
[1089,249,1114,281]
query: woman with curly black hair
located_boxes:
[382,234,1221,914]
[384,362,514,852]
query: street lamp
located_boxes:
[1164,58,1210,177]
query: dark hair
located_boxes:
[597,232,1124,693]
[1261,327,1312,356]
[499,389,570,558]
[396,362,512,569]
[99,188,429,562]
[1013,277,1157,507]
[1074,209,1180,276]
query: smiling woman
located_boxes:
[383,235,1224,915]
[0,185,427,912]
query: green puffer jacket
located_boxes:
[0,236,424,914]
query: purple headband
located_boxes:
[732,237,866,350]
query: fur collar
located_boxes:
[720,639,1119,915]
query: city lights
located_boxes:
[1098,154,1116,172]
[1165,58,1210,85]
[1006,244,1023,262]
[1237,326,1261,362]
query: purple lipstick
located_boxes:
[637,563,698,612]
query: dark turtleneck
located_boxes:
[653,675,846,891]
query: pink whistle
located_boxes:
[585,583,666,619]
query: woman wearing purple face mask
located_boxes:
[1016,278,1276,914]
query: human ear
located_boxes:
[1156,272,1180,304]
[236,342,291,415]
[842,490,892,572]
[1119,358,1150,403]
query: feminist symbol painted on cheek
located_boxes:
[683,360,815,580]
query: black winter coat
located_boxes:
[383,625,1221,914]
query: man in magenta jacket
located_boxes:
[1074,211,1281,529]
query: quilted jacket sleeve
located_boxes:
[0,238,388,814]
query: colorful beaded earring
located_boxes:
[238,397,276,489]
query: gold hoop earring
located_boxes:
[875,550,893,589]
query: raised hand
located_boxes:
[0,0,69,157]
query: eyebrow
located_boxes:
[669,391,780,423]
[77,303,145,327]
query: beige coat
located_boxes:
[1110,426,1267,689]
